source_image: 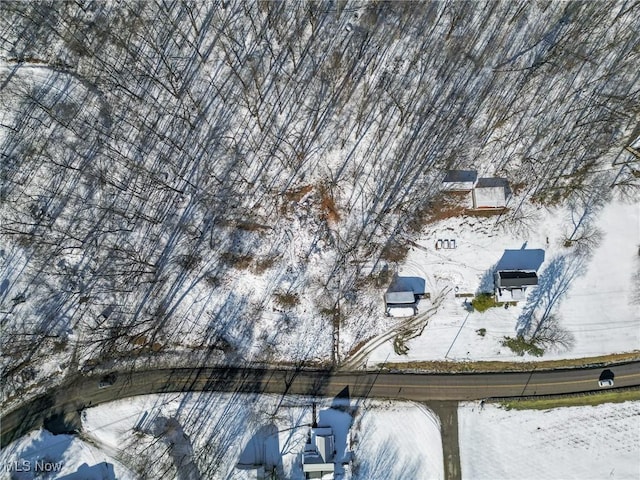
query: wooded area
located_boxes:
[1,1,638,403]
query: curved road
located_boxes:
[2,362,640,446]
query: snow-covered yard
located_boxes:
[368,198,640,365]
[0,394,443,480]
[0,429,136,480]
[459,400,640,480]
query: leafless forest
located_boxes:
[1,1,639,400]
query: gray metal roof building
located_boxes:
[495,271,538,288]
[442,170,478,191]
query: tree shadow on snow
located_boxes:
[477,262,498,294]
[516,253,585,337]
[353,436,422,480]
[57,462,116,480]
[236,423,283,477]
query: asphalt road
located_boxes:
[2,362,639,446]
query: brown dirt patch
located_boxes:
[131,335,147,346]
[319,184,340,224]
[273,292,300,309]
[284,184,314,202]
[409,192,469,231]
[220,252,253,270]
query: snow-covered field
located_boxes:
[4,395,638,480]
[350,402,443,480]
[368,198,640,365]
[0,394,443,480]
[459,400,640,480]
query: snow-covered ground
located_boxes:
[368,198,640,365]
[0,429,136,480]
[350,401,443,480]
[1,1,639,407]
[459,400,640,480]
[0,394,443,480]
[5,394,638,480]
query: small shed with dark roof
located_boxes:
[442,170,478,192]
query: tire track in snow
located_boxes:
[340,287,451,370]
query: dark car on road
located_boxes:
[598,369,614,388]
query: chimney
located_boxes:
[312,402,318,428]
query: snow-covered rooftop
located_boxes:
[385,291,416,304]
[472,178,508,208]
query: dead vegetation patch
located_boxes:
[284,184,313,202]
[409,192,469,231]
[281,183,340,225]
[346,336,375,357]
[319,184,340,224]
[380,241,410,263]
[128,335,163,353]
[218,219,272,233]
[510,181,527,195]
[220,252,253,270]
[252,255,277,274]
[320,306,340,318]
[465,207,508,217]
[380,351,640,373]
[273,291,300,309]
[131,335,147,346]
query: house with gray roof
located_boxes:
[494,270,538,301]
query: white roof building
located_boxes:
[472,178,508,209]
[384,290,417,318]
[384,291,415,304]
[303,427,335,479]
